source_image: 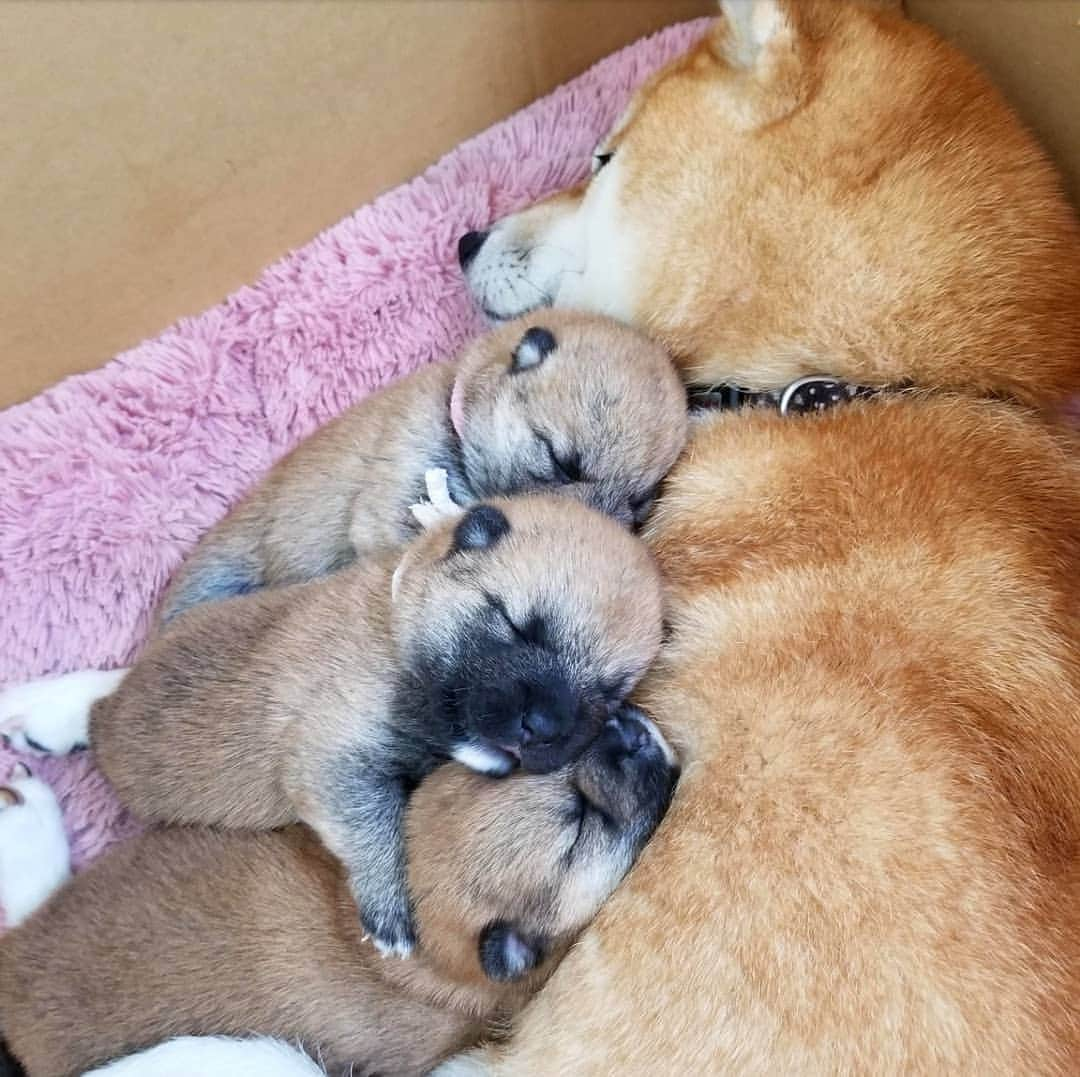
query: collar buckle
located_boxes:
[778,376,858,416]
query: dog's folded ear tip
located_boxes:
[451,505,511,554]
[512,327,557,372]
[478,921,545,982]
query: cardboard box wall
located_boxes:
[2,0,1078,409]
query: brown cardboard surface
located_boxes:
[0,0,710,409]
[2,1,1078,409]
[908,0,1080,205]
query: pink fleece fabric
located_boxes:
[0,21,709,912]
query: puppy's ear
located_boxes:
[451,505,510,553]
[511,327,557,373]
[478,921,546,982]
[712,0,808,128]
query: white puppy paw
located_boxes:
[430,1052,495,1076]
[410,468,465,529]
[85,1036,326,1076]
[371,935,414,960]
[0,668,128,755]
[0,762,71,926]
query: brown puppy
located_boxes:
[460,0,1080,411]
[439,0,1080,1072]
[0,707,678,1077]
[159,309,686,623]
[3,495,664,959]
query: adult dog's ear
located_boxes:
[478,922,546,982]
[716,0,792,68]
[711,0,811,129]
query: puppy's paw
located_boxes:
[0,668,128,755]
[410,468,465,530]
[0,763,71,926]
[430,1051,496,1076]
[85,1036,327,1076]
[356,892,416,958]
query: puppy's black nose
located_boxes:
[457,230,489,269]
[607,711,651,756]
[520,703,562,746]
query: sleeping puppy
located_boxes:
[0,706,679,1077]
[159,308,686,623]
[2,495,663,958]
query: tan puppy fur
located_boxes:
[0,711,678,1077]
[89,495,664,955]
[159,310,685,623]
[445,396,1080,1075]
[461,0,1080,408]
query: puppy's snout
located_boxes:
[596,705,678,777]
[607,711,651,756]
[457,230,489,270]
[574,705,679,835]
[520,702,564,747]
[518,680,580,747]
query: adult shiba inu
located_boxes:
[439,1,1080,1072]
[0,707,678,1077]
[460,3,1080,411]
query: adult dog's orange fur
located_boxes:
[448,0,1080,1071]
[463,1,1080,409]
[450,396,1080,1073]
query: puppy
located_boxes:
[159,309,686,623]
[3,495,663,957]
[0,707,679,1077]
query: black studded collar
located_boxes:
[688,375,879,417]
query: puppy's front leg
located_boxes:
[337,772,415,957]
[290,751,416,957]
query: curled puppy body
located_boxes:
[159,309,686,623]
[88,495,664,955]
[0,708,678,1077]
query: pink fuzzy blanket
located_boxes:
[0,21,708,900]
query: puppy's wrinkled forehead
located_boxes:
[393,495,664,681]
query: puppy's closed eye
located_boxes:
[534,432,586,486]
[478,921,547,982]
[485,593,548,648]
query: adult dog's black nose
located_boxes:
[457,230,489,269]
